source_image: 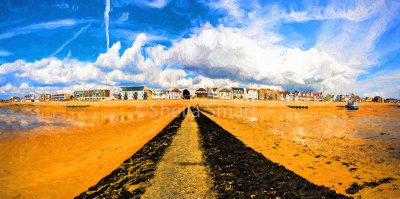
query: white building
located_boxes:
[169,88,182,99]
[207,88,219,99]
[219,88,231,100]
[151,89,163,99]
[246,89,258,100]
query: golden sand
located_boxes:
[196,100,400,198]
[0,100,187,199]
[0,100,398,198]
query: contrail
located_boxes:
[50,24,91,57]
[105,0,110,50]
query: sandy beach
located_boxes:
[0,100,186,198]
[0,100,398,198]
[197,100,400,198]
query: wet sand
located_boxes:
[196,100,400,198]
[78,107,347,198]
[77,109,188,198]
[0,101,186,199]
[0,100,398,198]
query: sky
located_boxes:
[0,0,399,99]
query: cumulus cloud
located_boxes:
[95,33,147,69]
[0,0,398,98]
[92,24,358,93]
[0,83,34,95]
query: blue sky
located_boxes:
[0,0,399,98]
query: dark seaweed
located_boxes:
[345,177,395,194]
[192,107,350,199]
[75,108,188,199]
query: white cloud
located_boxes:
[119,0,171,8]
[210,0,383,23]
[350,70,400,98]
[105,0,111,50]
[116,12,129,24]
[157,25,357,93]
[208,0,244,18]
[92,24,358,93]
[147,0,170,8]
[283,0,383,22]
[0,49,12,57]
[16,58,102,84]
[95,33,147,69]
[0,83,34,94]
[0,19,79,40]
[50,24,91,57]
[1,0,398,98]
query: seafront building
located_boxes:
[246,88,258,101]
[372,96,384,103]
[151,89,163,99]
[51,93,70,101]
[38,94,51,102]
[232,87,245,99]
[15,84,397,103]
[280,91,295,101]
[74,90,110,101]
[295,92,324,101]
[207,88,219,99]
[219,88,231,100]
[258,89,279,100]
[195,88,208,98]
[120,86,152,100]
[21,94,37,102]
[169,88,182,99]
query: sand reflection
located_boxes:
[0,101,186,199]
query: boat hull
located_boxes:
[345,105,359,110]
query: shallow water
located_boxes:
[0,102,186,199]
[0,107,72,137]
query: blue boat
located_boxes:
[345,102,359,110]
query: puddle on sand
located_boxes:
[0,106,149,138]
[0,103,186,199]
[0,107,72,137]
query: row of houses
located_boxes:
[19,93,71,102]
[7,85,397,102]
[195,88,324,101]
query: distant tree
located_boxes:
[372,96,382,103]
[183,89,190,99]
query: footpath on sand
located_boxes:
[77,107,349,198]
[141,108,215,198]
